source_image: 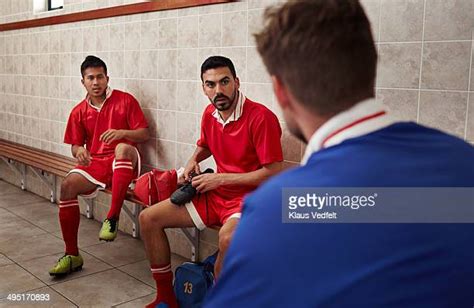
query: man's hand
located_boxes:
[99,129,125,144]
[184,160,201,181]
[75,146,91,166]
[192,173,224,193]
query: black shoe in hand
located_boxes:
[170,168,214,205]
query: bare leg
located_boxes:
[215,217,239,279]
[139,199,195,265]
[60,172,97,200]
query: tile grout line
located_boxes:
[416,0,427,123]
[463,33,473,139]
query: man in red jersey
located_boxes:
[139,56,284,308]
[48,55,149,276]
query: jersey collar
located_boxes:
[301,98,397,165]
[86,87,113,111]
[212,91,246,127]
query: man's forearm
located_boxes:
[219,161,282,187]
[189,146,212,164]
[71,144,84,157]
[122,128,149,143]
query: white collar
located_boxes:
[212,91,246,127]
[87,87,113,111]
[301,98,397,165]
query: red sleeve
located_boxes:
[251,109,283,165]
[64,105,86,146]
[196,107,210,149]
[127,94,149,130]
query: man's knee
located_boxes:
[218,230,234,252]
[139,208,163,232]
[61,176,77,198]
[115,143,135,158]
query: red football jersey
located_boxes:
[64,89,148,157]
[197,97,283,199]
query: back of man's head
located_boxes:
[255,0,377,116]
[81,55,107,77]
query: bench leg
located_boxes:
[122,202,142,238]
[181,228,200,262]
[29,167,56,203]
[1,158,26,190]
[83,198,94,219]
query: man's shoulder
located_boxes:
[244,98,274,116]
[70,99,88,114]
[110,89,136,102]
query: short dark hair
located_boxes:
[200,56,237,81]
[80,55,107,77]
[255,0,377,116]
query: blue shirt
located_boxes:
[204,122,474,308]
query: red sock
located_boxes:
[146,264,178,308]
[107,159,134,220]
[59,199,80,256]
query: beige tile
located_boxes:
[247,47,271,83]
[59,29,73,53]
[176,81,199,112]
[137,137,158,166]
[123,50,140,79]
[377,43,422,88]
[51,269,154,307]
[418,91,467,138]
[0,264,46,297]
[139,50,158,79]
[421,42,471,91]
[158,18,177,49]
[220,47,247,82]
[139,79,158,109]
[0,191,46,208]
[360,0,381,41]
[177,113,199,144]
[95,25,110,51]
[0,253,13,267]
[247,8,264,46]
[124,22,141,51]
[380,0,423,42]
[108,51,124,78]
[424,0,474,41]
[82,237,147,267]
[222,10,247,46]
[82,27,97,52]
[471,36,474,91]
[245,83,273,109]
[118,259,155,288]
[157,80,177,110]
[157,49,177,80]
[18,251,112,286]
[0,233,64,262]
[178,15,199,48]
[176,143,196,168]
[177,48,198,80]
[199,14,222,47]
[110,23,125,51]
[156,139,177,170]
[114,293,155,308]
[376,88,418,122]
[466,94,474,141]
[140,20,159,50]
[156,110,177,140]
[248,0,283,9]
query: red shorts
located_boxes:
[68,149,141,198]
[185,189,243,230]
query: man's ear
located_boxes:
[272,76,291,110]
[81,79,85,86]
[235,77,240,90]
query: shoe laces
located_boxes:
[106,218,117,232]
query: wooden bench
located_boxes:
[0,138,204,261]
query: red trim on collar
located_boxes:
[321,111,386,148]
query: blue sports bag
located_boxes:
[174,252,218,308]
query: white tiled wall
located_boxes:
[0,0,473,173]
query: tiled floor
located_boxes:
[0,180,188,307]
